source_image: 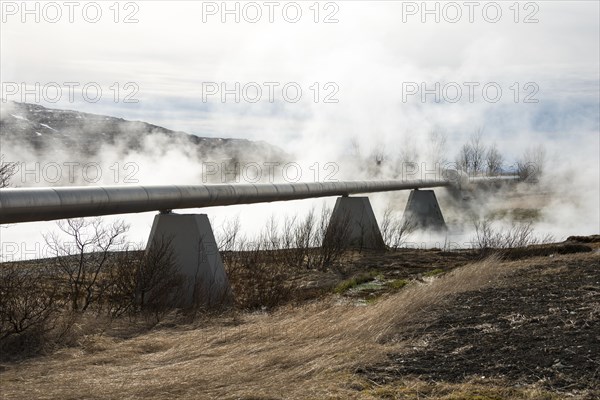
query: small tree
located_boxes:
[469,130,486,175]
[44,218,129,312]
[486,144,504,176]
[456,143,473,173]
[456,130,488,176]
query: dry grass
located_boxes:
[0,256,528,399]
[354,378,562,399]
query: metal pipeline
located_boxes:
[0,180,452,224]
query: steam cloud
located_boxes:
[1,1,598,260]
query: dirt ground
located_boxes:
[359,248,600,398]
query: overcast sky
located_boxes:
[1,1,599,159]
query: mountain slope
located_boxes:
[0,101,286,162]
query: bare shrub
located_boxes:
[223,238,297,310]
[380,205,416,249]
[222,206,351,309]
[216,216,241,252]
[105,237,184,319]
[263,208,322,270]
[284,206,352,270]
[471,219,554,254]
[43,218,129,312]
[138,236,184,312]
[217,217,296,309]
[103,248,140,317]
[516,162,540,182]
[316,206,351,271]
[1,223,188,358]
[293,208,317,268]
[285,216,301,246]
[0,264,64,357]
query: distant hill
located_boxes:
[0,101,286,164]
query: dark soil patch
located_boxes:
[346,247,477,278]
[497,242,592,260]
[567,235,600,244]
[359,253,600,396]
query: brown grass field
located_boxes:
[1,239,599,400]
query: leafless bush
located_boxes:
[217,214,301,311]
[103,248,140,317]
[0,265,61,339]
[216,216,241,252]
[293,209,316,268]
[287,206,352,270]
[223,237,297,310]
[43,218,129,312]
[104,237,184,318]
[1,222,187,358]
[138,236,184,312]
[316,206,352,270]
[381,205,416,249]
[516,163,539,182]
[222,207,351,309]
[471,219,553,253]
[0,264,64,357]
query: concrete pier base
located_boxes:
[327,196,385,250]
[146,213,232,308]
[402,190,447,231]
